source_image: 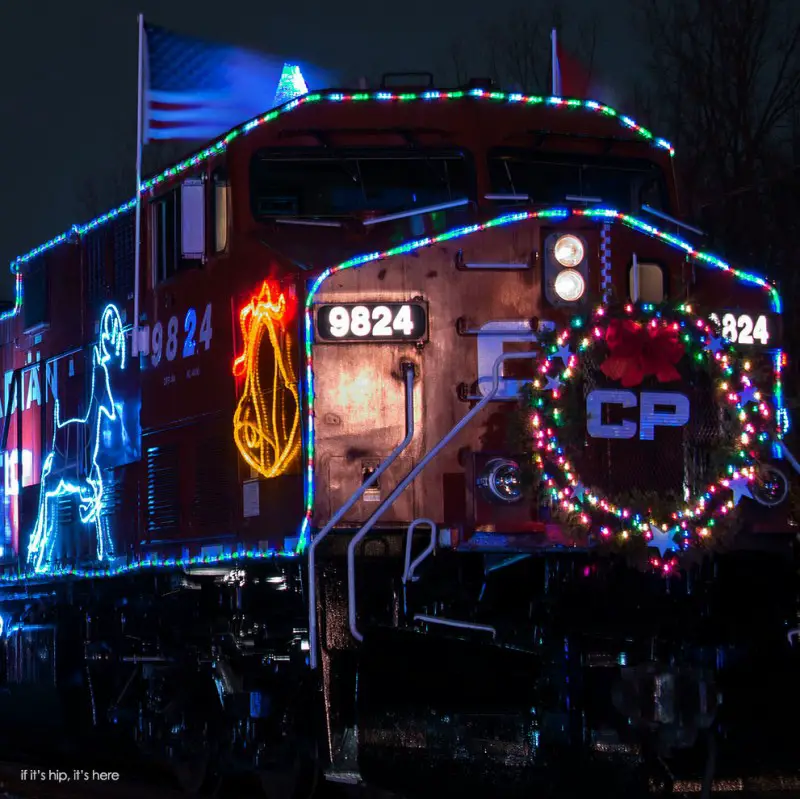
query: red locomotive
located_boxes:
[0,76,798,796]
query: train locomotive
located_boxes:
[0,75,799,796]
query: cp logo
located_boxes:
[587,389,690,440]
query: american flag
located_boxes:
[143,23,323,141]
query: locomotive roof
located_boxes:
[10,88,674,277]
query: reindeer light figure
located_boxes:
[27,304,126,573]
[232,281,301,479]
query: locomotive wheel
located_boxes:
[258,737,319,799]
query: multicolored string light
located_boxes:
[10,90,674,273]
[0,274,23,323]
[528,302,776,550]
[0,547,294,583]
[0,203,784,582]
[576,208,787,436]
[299,208,785,552]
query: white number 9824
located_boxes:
[710,312,769,346]
[327,304,415,338]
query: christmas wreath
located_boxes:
[514,302,777,558]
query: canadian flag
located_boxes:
[550,28,594,98]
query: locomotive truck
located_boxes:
[0,75,798,796]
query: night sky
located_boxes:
[0,0,638,300]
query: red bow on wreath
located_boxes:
[600,319,685,387]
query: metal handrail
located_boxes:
[402,518,437,585]
[413,614,497,638]
[347,351,537,642]
[307,363,416,670]
[777,440,800,476]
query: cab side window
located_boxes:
[152,180,206,284]
[211,167,230,253]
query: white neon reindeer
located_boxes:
[27,304,126,573]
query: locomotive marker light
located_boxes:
[315,301,428,343]
[544,232,589,307]
[586,390,690,440]
[708,310,780,349]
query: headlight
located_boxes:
[553,234,585,267]
[478,458,523,504]
[554,268,586,302]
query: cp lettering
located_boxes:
[586,390,690,440]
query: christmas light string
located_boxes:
[298,208,785,552]
[10,90,674,272]
[528,302,776,554]
[0,206,783,582]
[26,304,126,573]
[0,274,23,323]
[232,281,301,479]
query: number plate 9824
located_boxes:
[708,310,781,349]
[315,301,428,343]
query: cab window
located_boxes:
[250,148,473,219]
[488,149,669,213]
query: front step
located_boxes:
[324,726,362,784]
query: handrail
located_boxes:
[402,518,438,585]
[361,198,469,227]
[777,440,800,476]
[413,614,497,638]
[347,351,537,642]
[307,362,416,670]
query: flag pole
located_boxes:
[550,28,558,96]
[132,12,145,357]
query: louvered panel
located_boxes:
[53,492,78,562]
[101,469,124,518]
[98,468,125,558]
[113,212,135,301]
[146,444,180,539]
[193,432,235,534]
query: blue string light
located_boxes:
[27,305,127,572]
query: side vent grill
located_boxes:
[113,212,136,301]
[147,444,180,539]
[194,433,234,534]
[101,470,124,518]
[56,492,76,552]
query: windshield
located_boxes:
[250,148,473,219]
[487,149,669,213]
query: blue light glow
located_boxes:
[27,305,126,572]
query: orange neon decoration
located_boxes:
[233,280,301,479]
